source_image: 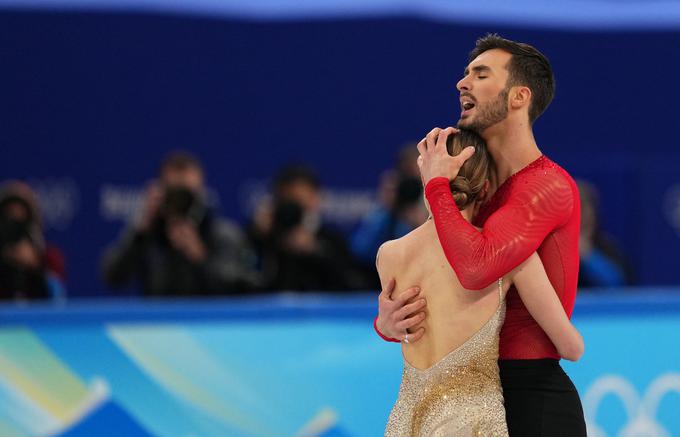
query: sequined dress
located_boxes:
[385,282,508,437]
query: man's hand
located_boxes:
[284,225,318,254]
[3,240,42,270]
[417,127,475,186]
[167,219,207,263]
[376,278,427,343]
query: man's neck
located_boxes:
[482,120,542,187]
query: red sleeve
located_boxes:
[424,167,574,290]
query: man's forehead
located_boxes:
[466,49,511,71]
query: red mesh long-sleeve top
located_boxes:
[424,155,581,360]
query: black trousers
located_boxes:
[499,359,587,437]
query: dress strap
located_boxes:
[497,277,503,302]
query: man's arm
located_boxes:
[201,219,262,293]
[512,253,584,361]
[417,127,574,290]
[374,242,426,343]
[101,228,147,287]
[102,182,161,288]
[425,167,573,290]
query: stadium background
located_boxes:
[1,1,679,436]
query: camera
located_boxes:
[393,176,423,212]
[0,218,33,249]
[272,199,304,234]
[158,185,206,225]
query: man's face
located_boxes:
[161,167,204,192]
[2,200,31,223]
[279,181,320,213]
[456,49,512,133]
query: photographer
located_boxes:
[0,181,66,300]
[577,179,633,288]
[350,144,429,288]
[248,165,362,291]
[102,152,259,296]
[351,174,428,288]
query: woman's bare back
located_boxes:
[377,219,506,370]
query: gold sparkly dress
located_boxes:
[385,281,508,437]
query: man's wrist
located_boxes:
[374,315,400,343]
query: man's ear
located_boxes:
[510,86,531,110]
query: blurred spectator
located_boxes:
[0,181,66,300]
[578,179,633,288]
[247,165,362,291]
[351,145,428,288]
[102,151,259,296]
[376,144,421,208]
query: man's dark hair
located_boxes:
[159,151,203,176]
[469,33,555,124]
[273,164,320,194]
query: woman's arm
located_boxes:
[511,253,584,361]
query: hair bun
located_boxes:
[449,176,476,210]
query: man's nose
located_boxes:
[456,76,470,92]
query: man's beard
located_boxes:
[458,87,510,133]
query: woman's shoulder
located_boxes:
[377,223,430,267]
[376,238,403,269]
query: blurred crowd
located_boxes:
[0,149,633,301]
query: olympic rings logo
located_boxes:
[583,373,680,437]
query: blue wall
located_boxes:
[1,9,679,294]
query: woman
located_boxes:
[378,129,584,436]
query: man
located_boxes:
[375,34,586,436]
[103,151,260,296]
[247,165,362,291]
[351,145,428,289]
